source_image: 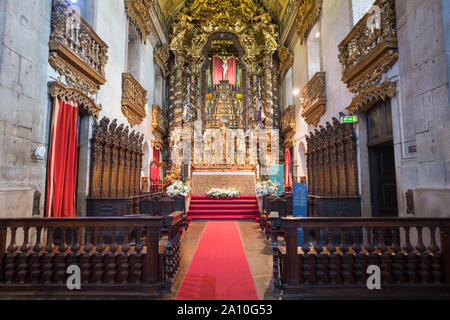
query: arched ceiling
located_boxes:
[157,0,289,24]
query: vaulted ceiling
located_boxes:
[157,0,290,24]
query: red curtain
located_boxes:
[284,148,291,187]
[150,147,160,184]
[45,98,79,218]
[212,57,223,86]
[225,58,236,87]
[212,57,237,86]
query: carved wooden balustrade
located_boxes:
[338,0,397,93]
[49,0,108,96]
[0,212,185,298]
[306,116,360,217]
[301,72,326,127]
[122,73,148,127]
[269,214,450,299]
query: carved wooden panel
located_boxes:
[89,117,145,200]
[306,116,360,216]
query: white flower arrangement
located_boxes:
[166,181,191,197]
[206,188,241,199]
[255,180,280,197]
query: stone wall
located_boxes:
[286,0,450,217]
[395,0,450,217]
[0,0,163,218]
[0,0,52,218]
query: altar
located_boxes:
[191,166,256,196]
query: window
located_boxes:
[352,0,375,25]
[68,0,94,25]
[306,23,321,80]
[126,21,141,77]
[284,67,293,109]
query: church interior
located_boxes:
[0,0,449,300]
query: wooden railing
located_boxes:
[269,214,450,299]
[49,0,108,95]
[0,212,185,298]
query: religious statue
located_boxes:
[219,56,229,80]
[251,96,265,129]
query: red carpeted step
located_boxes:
[191,196,257,200]
[188,210,260,216]
[190,200,258,205]
[188,215,259,221]
[189,204,259,210]
[187,196,260,221]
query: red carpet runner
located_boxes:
[188,196,260,221]
[176,221,259,300]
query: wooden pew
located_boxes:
[269,213,450,299]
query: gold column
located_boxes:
[262,53,274,128]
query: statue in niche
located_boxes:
[251,96,265,129]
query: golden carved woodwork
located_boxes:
[338,0,398,93]
[207,81,242,129]
[282,105,296,147]
[295,0,322,44]
[48,80,102,118]
[152,104,166,149]
[124,0,152,43]
[49,0,108,96]
[121,72,148,127]
[300,72,326,127]
[154,45,170,77]
[158,0,289,24]
[347,80,397,115]
[169,0,278,64]
[278,45,294,79]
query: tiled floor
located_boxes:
[165,221,277,300]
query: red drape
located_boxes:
[45,98,79,218]
[150,147,160,184]
[212,57,223,86]
[212,57,236,86]
[284,148,291,187]
[226,58,236,87]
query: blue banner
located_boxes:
[268,164,284,195]
[293,183,308,246]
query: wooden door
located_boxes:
[367,99,398,217]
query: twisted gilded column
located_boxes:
[168,70,176,131]
[272,59,280,129]
[261,53,274,128]
[173,54,186,129]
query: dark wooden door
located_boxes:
[367,99,398,217]
[369,144,398,217]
